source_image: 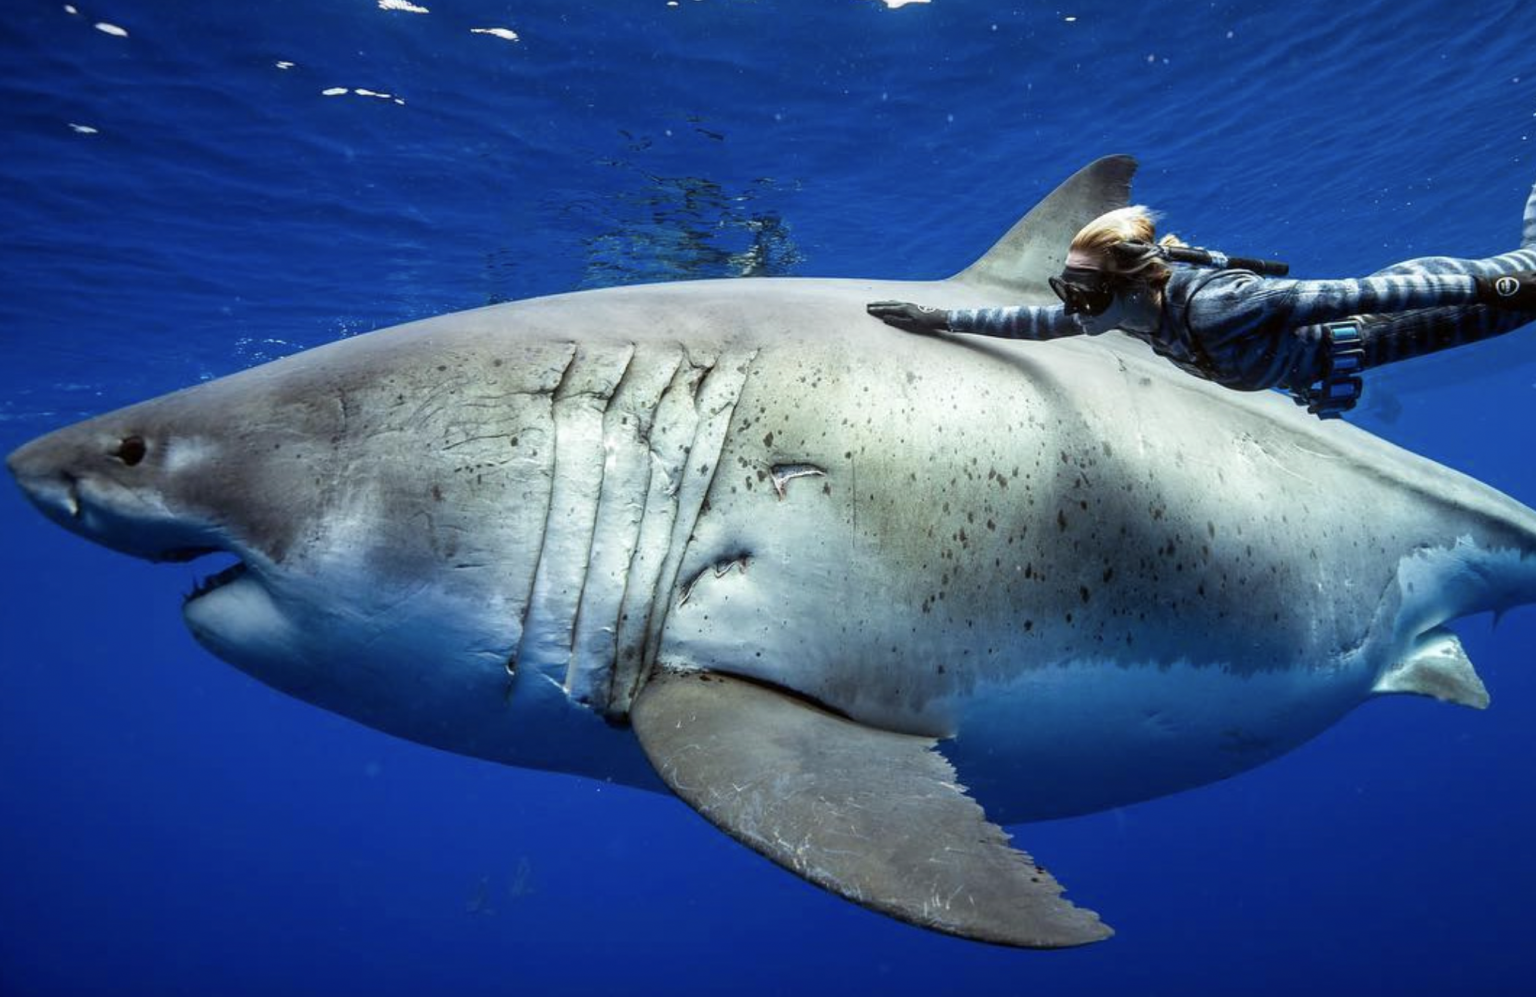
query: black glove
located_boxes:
[866,300,950,335]
[1475,271,1536,310]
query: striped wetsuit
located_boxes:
[947,246,1536,393]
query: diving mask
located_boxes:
[1048,266,1122,317]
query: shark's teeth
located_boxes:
[185,561,248,604]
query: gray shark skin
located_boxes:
[10,157,1536,948]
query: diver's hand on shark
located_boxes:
[867,300,950,334]
[1476,271,1536,309]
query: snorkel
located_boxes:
[1112,240,1290,277]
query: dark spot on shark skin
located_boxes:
[436,365,447,372]
[1057,509,1068,531]
[432,485,443,502]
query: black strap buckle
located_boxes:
[1292,321,1364,419]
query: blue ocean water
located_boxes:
[3,0,1536,993]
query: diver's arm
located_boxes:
[946,305,1084,341]
[1477,271,1536,308]
[1194,271,1485,331]
[867,301,1082,340]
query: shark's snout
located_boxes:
[7,425,224,564]
[8,435,85,527]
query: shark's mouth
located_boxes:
[165,547,250,605]
[186,560,249,603]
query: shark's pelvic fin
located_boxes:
[630,667,1113,949]
[949,154,1138,299]
[1371,626,1491,710]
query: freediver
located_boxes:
[866,185,1536,417]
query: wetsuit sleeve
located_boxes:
[1183,271,1482,389]
[947,305,1084,340]
[1189,271,1480,339]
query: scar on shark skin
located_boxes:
[767,462,827,499]
[678,553,752,606]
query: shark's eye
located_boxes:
[113,436,147,466]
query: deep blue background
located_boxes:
[3,2,1536,994]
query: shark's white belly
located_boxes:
[942,657,1374,823]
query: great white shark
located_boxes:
[10,156,1536,948]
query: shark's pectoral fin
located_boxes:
[1371,626,1490,709]
[629,668,1113,948]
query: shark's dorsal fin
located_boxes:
[950,155,1138,299]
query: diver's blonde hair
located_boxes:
[1069,205,1185,290]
